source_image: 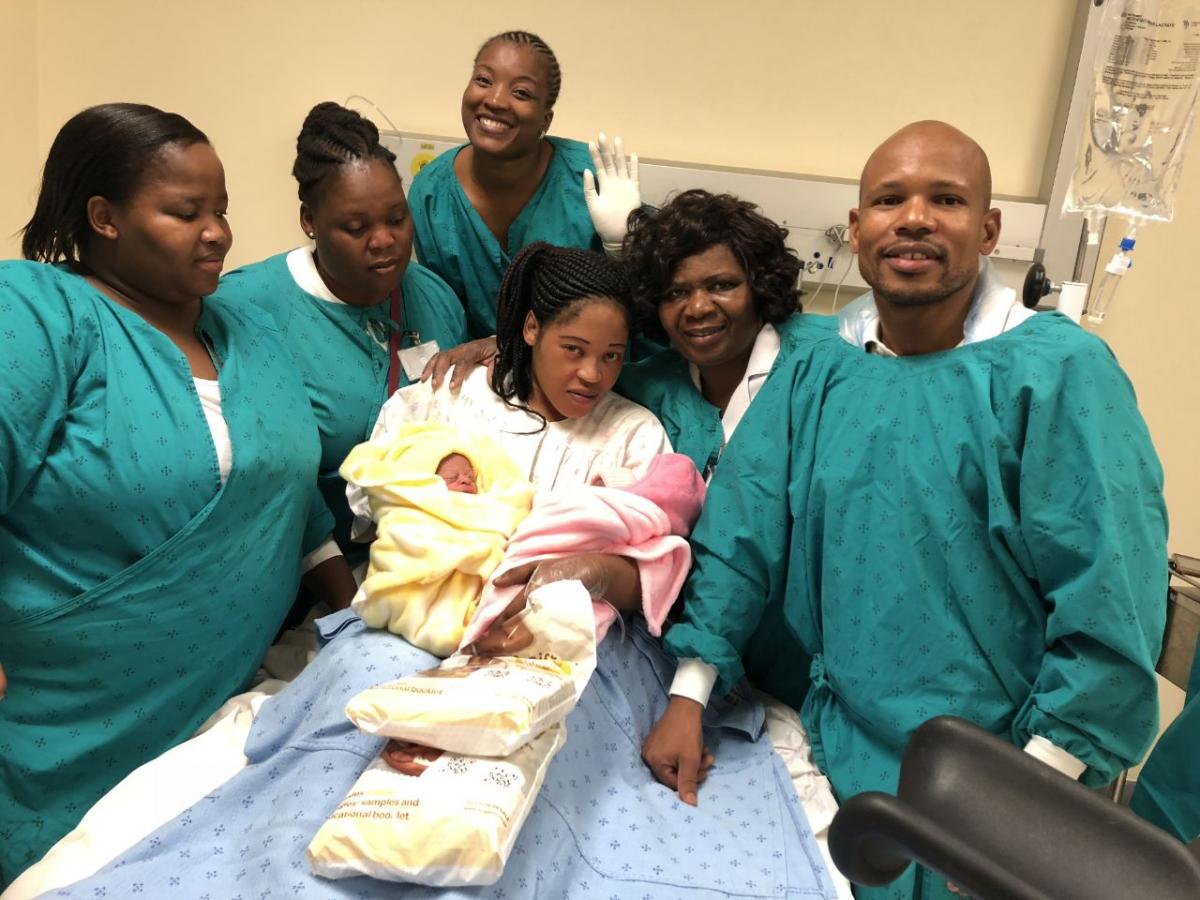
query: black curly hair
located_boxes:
[491,242,631,430]
[621,189,802,342]
[292,101,398,207]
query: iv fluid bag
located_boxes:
[1065,0,1200,224]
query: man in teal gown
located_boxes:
[645,121,1169,900]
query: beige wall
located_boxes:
[25,0,1076,267]
[1087,163,1200,558]
[0,0,38,258]
[4,0,1195,551]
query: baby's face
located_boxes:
[436,454,478,494]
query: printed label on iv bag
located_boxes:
[1064,0,1200,224]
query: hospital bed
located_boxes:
[3,613,854,900]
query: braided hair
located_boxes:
[22,103,208,264]
[491,242,631,427]
[292,101,397,207]
[476,30,562,110]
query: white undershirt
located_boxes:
[687,322,781,447]
[193,377,232,486]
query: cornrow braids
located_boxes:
[292,101,398,207]
[477,30,562,109]
[490,242,631,429]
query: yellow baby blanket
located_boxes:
[340,422,534,656]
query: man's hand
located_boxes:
[420,336,498,391]
[642,695,713,806]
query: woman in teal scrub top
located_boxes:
[617,188,834,712]
[215,103,467,568]
[408,30,638,346]
[0,103,332,885]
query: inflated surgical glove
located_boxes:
[583,132,640,254]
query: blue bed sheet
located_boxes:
[49,612,837,899]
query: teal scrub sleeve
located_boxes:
[0,271,74,513]
[1012,342,1169,785]
[664,363,801,698]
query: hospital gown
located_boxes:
[618,313,836,710]
[0,261,329,885]
[407,137,600,338]
[666,311,1168,900]
[215,253,467,559]
[1130,642,1200,843]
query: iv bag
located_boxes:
[1064,0,1200,225]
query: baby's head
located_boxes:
[436,453,478,494]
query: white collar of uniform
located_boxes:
[837,257,1035,353]
[688,321,781,442]
[286,245,347,305]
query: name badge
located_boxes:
[398,340,440,382]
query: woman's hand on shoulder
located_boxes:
[583,132,641,253]
[420,336,499,391]
[642,695,713,806]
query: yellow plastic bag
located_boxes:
[307,724,565,886]
[345,654,576,757]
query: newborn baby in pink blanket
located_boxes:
[460,452,706,651]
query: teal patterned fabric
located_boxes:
[667,312,1168,899]
[1130,641,1200,843]
[408,137,600,338]
[215,254,466,559]
[0,261,327,885]
[618,313,836,710]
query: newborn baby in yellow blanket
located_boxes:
[340,422,534,657]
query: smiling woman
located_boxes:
[0,103,331,886]
[407,31,608,340]
[617,189,827,478]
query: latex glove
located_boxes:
[471,555,614,656]
[420,335,498,391]
[583,132,640,254]
[0,661,6,701]
[641,695,714,806]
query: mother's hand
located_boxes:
[470,554,633,656]
[469,591,536,656]
[420,336,498,391]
